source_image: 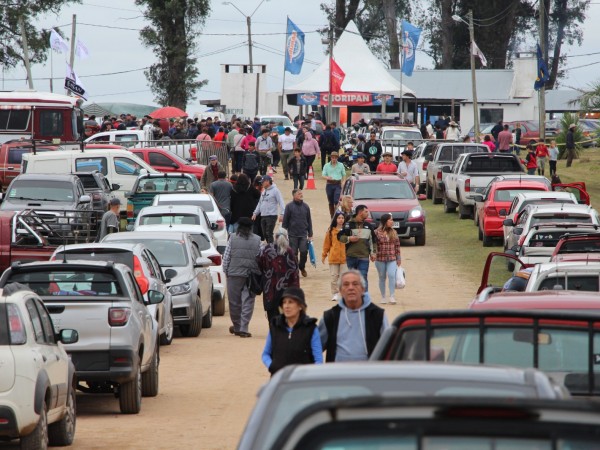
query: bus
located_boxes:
[0,91,84,144]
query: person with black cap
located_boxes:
[98,198,121,241]
[352,153,370,174]
[397,149,419,190]
[261,286,322,375]
[365,132,383,172]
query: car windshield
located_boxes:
[261,117,293,127]
[531,214,593,226]
[6,180,75,202]
[7,270,122,297]
[494,189,545,202]
[465,157,522,172]
[76,175,101,189]
[381,130,422,140]
[438,146,485,161]
[156,199,214,212]
[137,177,197,193]
[538,275,599,291]
[56,250,134,269]
[104,238,188,267]
[139,214,200,226]
[558,240,600,253]
[517,199,575,214]
[353,181,415,200]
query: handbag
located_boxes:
[247,271,263,295]
[395,266,406,289]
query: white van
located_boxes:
[22,149,159,210]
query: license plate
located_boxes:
[393,221,400,228]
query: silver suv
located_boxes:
[0,260,164,414]
[0,283,79,448]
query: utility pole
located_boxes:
[539,0,546,143]
[18,16,34,89]
[327,26,333,124]
[468,10,480,143]
[247,16,253,73]
[69,14,76,69]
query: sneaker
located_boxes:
[380,297,388,304]
[285,176,289,180]
[301,269,307,277]
[331,294,338,301]
[389,297,397,305]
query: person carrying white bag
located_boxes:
[374,213,402,304]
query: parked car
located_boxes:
[237,362,568,450]
[379,126,424,161]
[152,193,228,253]
[412,141,438,194]
[473,179,549,247]
[102,230,213,337]
[476,120,540,143]
[341,173,426,245]
[129,147,205,180]
[0,141,57,192]
[425,142,487,204]
[0,283,79,448]
[443,152,525,219]
[503,203,600,253]
[50,242,175,345]
[74,170,118,220]
[551,232,600,263]
[0,260,164,414]
[259,115,297,134]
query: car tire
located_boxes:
[212,290,226,317]
[415,230,426,246]
[141,346,159,397]
[20,399,48,450]
[432,184,442,204]
[482,230,493,247]
[180,297,202,337]
[159,308,174,346]
[48,388,76,446]
[443,195,457,213]
[458,198,472,220]
[478,226,483,241]
[202,300,213,329]
[119,360,142,414]
[426,181,432,199]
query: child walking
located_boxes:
[322,212,347,301]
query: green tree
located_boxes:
[0,0,80,69]
[135,0,211,110]
[575,81,600,112]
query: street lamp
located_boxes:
[222,0,270,74]
[453,11,480,143]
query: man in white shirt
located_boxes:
[278,127,296,180]
[397,150,419,190]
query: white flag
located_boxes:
[75,39,90,59]
[471,41,487,67]
[50,29,69,54]
[64,63,88,100]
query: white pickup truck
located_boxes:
[443,152,524,219]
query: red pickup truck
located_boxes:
[0,141,58,191]
[129,147,205,180]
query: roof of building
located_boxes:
[83,102,158,118]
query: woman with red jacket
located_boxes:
[535,142,550,176]
[522,145,537,175]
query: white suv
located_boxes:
[0,283,79,449]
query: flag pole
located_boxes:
[50,48,54,92]
[280,16,288,115]
[399,24,404,123]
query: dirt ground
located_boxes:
[1,173,477,450]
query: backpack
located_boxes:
[244,152,259,171]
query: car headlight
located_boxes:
[409,207,423,218]
[169,283,191,295]
[57,217,69,224]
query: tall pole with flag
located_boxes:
[538,0,546,143]
[468,10,480,143]
[400,20,421,123]
[282,17,305,114]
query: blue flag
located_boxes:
[284,18,305,75]
[401,20,422,77]
[534,43,550,91]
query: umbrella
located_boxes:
[149,106,188,119]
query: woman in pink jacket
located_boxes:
[301,132,319,170]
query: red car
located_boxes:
[475,180,549,247]
[130,147,205,180]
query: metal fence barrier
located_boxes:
[196,141,230,175]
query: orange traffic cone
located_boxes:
[306,166,316,190]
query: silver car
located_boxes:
[103,231,213,337]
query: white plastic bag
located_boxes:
[395,266,406,289]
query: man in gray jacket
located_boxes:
[251,175,285,244]
[282,189,313,277]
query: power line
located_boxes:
[74,22,321,35]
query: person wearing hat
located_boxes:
[444,120,460,141]
[257,228,299,322]
[566,123,576,167]
[278,127,296,180]
[223,217,261,338]
[98,197,121,241]
[397,148,419,190]
[375,152,398,174]
[322,151,347,218]
[352,153,370,174]
[261,286,322,375]
[200,155,224,192]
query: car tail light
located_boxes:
[133,256,149,294]
[422,161,429,171]
[436,170,442,181]
[7,303,26,344]
[127,203,134,219]
[215,219,226,231]
[109,307,131,326]
[190,147,198,160]
[208,254,222,266]
[485,206,498,217]
[465,179,471,192]
[217,272,222,283]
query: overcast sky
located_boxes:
[2,0,600,114]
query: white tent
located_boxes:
[286,21,415,97]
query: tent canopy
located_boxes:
[286,21,415,97]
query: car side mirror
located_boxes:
[79,194,91,203]
[57,329,79,344]
[146,289,164,305]
[503,218,514,226]
[172,163,179,169]
[442,166,451,173]
[194,256,212,268]
[514,227,523,236]
[125,191,133,198]
[164,268,177,282]
[499,208,507,216]
[111,183,121,191]
[471,194,483,202]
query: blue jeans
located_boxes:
[326,183,342,206]
[375,260,397,298]
[346,257,370,292]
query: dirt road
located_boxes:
[1,175,477,450]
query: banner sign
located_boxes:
[284,18,305,75]
[297,92,394,106]
[64,63,88,100]
[401,20,422,77]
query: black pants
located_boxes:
[549,160,557,176]
[321,148,329,169]
[261,215,277,244]
[305,154,316,171]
